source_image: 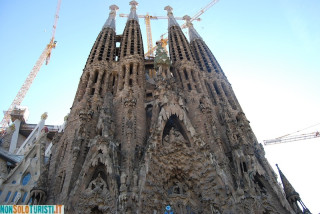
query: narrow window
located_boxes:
[22,173,31,186]
[183,68,189,80]
[91,88,95,95]
[22,192,28,203]
[11,191,18,202]
[93,71,99,83]
[112,76,116,86]
[5,191,11,202]
[130,63,133,75]
[27,198,32,205]
[187,83,192,91]
[213,82,221,95]
[101,72,106,85]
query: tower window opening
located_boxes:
[177,71,184,89]
[101,72,106,85]
[91,88,95,95]
[130,29,135,55]
[183,69,189,80]
[213,82,221,95]
[84,73,90,89]
[206,82,217,105]
[122,65,126,79]
[130,63,133,75]
[190,70,196,82]
[187,83,192,91]
[253,175,267,194]
[178,32,190,60]
[93,71,99,83]
[129,79,133,87]
[112,76,116,86]
[241,162,248,172]
[106,50,110,60]
[136,64,140,86]
[221,83,230,96]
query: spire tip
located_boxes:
[109,5,119,11]
[164,6,173,14]
[129,1,138,7]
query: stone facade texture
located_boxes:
[6,2,309,214]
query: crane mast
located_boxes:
[0,0,61,131]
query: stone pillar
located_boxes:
[9,119,21,153]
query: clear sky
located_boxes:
[0,0,319,212]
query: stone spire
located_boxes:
[186,15,224,76]
[119,1,144,58]
[164,6,179,28]
[276,164,311,213]
[128,1,139,22]
[103,5,119,30]
[276,164,299,200]
[183,15,202,42]
[164,5,194,64]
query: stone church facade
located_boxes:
[0,1,311,213]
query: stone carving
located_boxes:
[124,89,137,107]
[0,4,301,213]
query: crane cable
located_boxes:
[276,122,320,139]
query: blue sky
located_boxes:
[0,0,320,211]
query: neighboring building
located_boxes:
[0,108,61,205]
[0,1,310,213]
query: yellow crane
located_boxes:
[144,0,220,57]
[0,0,62,132]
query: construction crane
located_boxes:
[0,0,62,132]
[144,0,220,57]
[263,123,320,146]
[263,131,320,146]
[119,13,198,57]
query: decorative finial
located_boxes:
[129,0,138,8]
[41,112,48,120]
[183,15,192,27]
[103,4,119,30]
[164,6,173,15]
[109,4,119,12]
[183,14,202,41]
[164,6,179,28]
[128,1,139,21]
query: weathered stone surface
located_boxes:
[1,2,310,214]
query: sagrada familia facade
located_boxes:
[0,1,311,213]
